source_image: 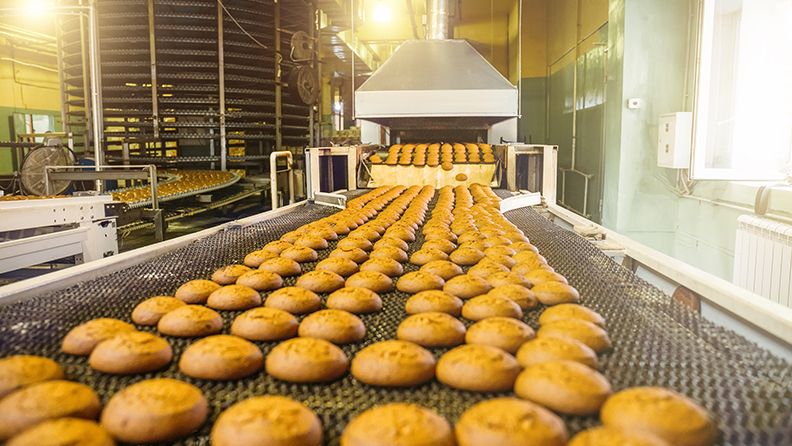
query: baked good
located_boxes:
[539,303,605,326]
[298,309,366,344]
[419,260,463,280]
[396,271,445,293]
[89,331,172,374]
[206,284,262,311]
[296,270,346,294]
[243,249,278,268]
[179,335,263,380]
[484,245,516,257]
[326,287,383,314]
[465,317,534,353]
[281,246,319,263]
[404,290,463,316]
[487,284,537,310]
[532,282,581,305]
[236,270,283,291]
[511,255,548,274]
[0,355,64,399]
[397,312,465,347]
[485,254,517,269]
[263,240,293,254]
[512,244,540,258]
[211,264,252,285]
[0,380,100,440]
[265,337,349,383]
[443,274,493,300]
[231,307,299,341]
[461,295,523,321]
[341,403,454,446]
[516,336,599,369]
[350,227,382,241]
[455,397,568,446]
[384,226,415,242]
[337,237,373,251]
[568,426,672,446]
[409,248,449,266]
[449,246,485,265]
[514,360,612,415]
[329,246,370,264]
[351,340,435,387]
[345,271,393,293]
[157,305,224,337]
[62,318,137,356]
[264,287,322,314]
[537,319,612,353]
[6,418,114,446]
[175,279,221,304]
[421,238,456,254]
[436,344,520,392]
[101,378,208,443]
[600,387,717,446]
[259,257,302,276]
[316,257,360,277]
[359,257,404,277]
[525,269,568,286]
[487,271,531,288]
[468,261,510,278]
[369,246,408,263]
[131,296,186,326]
[294,235,329,250]
[211,396,322,446]
[373,236,409,252]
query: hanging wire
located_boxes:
[216,0,270,50]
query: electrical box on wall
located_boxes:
[657,112,693,169]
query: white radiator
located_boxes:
[733,215,792,307]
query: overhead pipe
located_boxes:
[426,0,450,40]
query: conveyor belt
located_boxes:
[0,202,790,445]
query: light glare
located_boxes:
[23,0,52,18]
[372,3,392,23]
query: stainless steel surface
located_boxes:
[426,0,450,40]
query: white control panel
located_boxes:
[657,112,693,169]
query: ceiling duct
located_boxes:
[427,0,450,40]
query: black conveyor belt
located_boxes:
[0,202,790,445]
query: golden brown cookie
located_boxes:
[468,261,510,278]
[6,418,114,446]
[600,387,717,446]
[211,396,322,446]
[131,296,186,326]
[337,237,374,251]
[485,254,517,269]
[174,279,221,304]
[329,246,370,264]
[157,305,224,337]
[62,318,137,356]
[568,426,672,446]
[373,236,409,252]
[231,307,299,341]
[211,264,252,285]
[259,256,302,276]
[449,246,486,265]
[396,312,466,347]
[236,270,283,291]
[298,309,366,344]
[265,337,349,383]
[0,355,64,399]
[532,282,581,305]
[262,240,293,254]
[294,235,329,250]
[436,344,520,392]
[179,335,263,380]
[101,378,208,443]
[326,287,382,314]
[514,360,612,415]
[409,248,449,266]
[0,380,100,440]
[421,238,457,254]
[369,246,408,263]
[396,271,445,293]
[89,331,172,375]
[487,284,538,310]
[243,249,278,268]
[206,284,262,311]
[281,246,319,263]
[455,397,568,446]
[465,317,535,354]
[524,269,568,286]
[461,295,523,321]
[351,340,435,387]
[419,260,464,281]
[264,287,322,315]
[487,271,531,288]
[345,271,394,293]
[516,336,598,369]
[443,274,493,300]
[359,257,404,277]
[539,303,605,326]
[404,290,463,316]
[341,403,454,446]
[296,270,346,294]
[484,245,517,257]
[316,257,360,277]
[537,319,612,353]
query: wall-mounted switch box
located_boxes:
[657,112,693,169]
[627,98,642,109]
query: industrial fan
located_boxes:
[19,139,76,196]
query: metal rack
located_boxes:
[58,0,317,170]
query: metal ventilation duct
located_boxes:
[427,0,450,40]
